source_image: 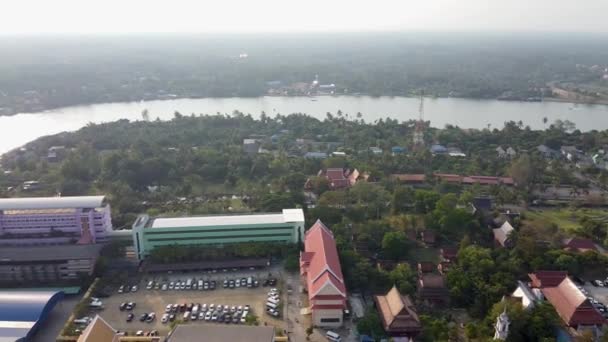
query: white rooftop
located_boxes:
[0,196,106,210]
[151,209,304,229]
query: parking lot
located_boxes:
[80,269,287,336]
[582,281,608,318]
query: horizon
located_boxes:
[2,0,608,35]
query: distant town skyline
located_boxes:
[2,0,608,35]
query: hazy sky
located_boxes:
[3,0,608,34]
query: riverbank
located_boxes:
[3,94,608,118]
[2,95,608,156]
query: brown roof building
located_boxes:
[528,272,606,328]
[390,174,427,183]
[167,325,275,342]
[421,230,436,246]
[440,247,458,263]
[77,315,161,342]
[417,262,436,274]
[418,274,449,306]
[562,238,599,253]
[374,286,422,338]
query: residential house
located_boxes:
[391,146,406,155]
[496,146,507,158]
[418,274,449,306]
[369,147,383,155]
[493,221,515,248]
[561,146,581,161]
[47,146,66,162]
[537,145,560,159]
[562,238,599,253]
[430,144,448,154]
[300,220,347,327]
[528,272,605,329]
[374,285,422,338]
[243,139,261,155]
[304,152,328,159]
[506,147,517,158]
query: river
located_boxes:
[1,96,608,155]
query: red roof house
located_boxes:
[562,238,598,253]
[528,271,568,288]
[434,173,463,184]
[300,220,347,327]
[529,272,605,328]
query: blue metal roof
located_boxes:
[0,291,64,341]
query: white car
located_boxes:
[146,312,156,322]
[211,312,219,321]
[161,314,169,323]
[74,317,92,325]
[201,303,208,312]
[135,330,144,336]
[131,285,138,292]
[161,284,168,291]
[205,311,212,321]
[165,304,172,313]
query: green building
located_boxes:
[132,209,305,260]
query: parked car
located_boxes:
[125,302,135,310]
[165,304,173,313]
[74,317,92,325]
[118,285,125,293]
[161,314,169,323]
[169,313,176,322]
[131,285,138,292]
[135,330,144,336]
[139,313,148,322]
[126,313,134,322]
[146,313,155,322]
[119,302,127,311]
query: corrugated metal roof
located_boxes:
[0,244,102,262]
[150,209,303,229]
[0,196,105,210]
[0,291,64,341]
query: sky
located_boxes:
[2,0,608,34]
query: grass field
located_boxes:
[524,208,608,234]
